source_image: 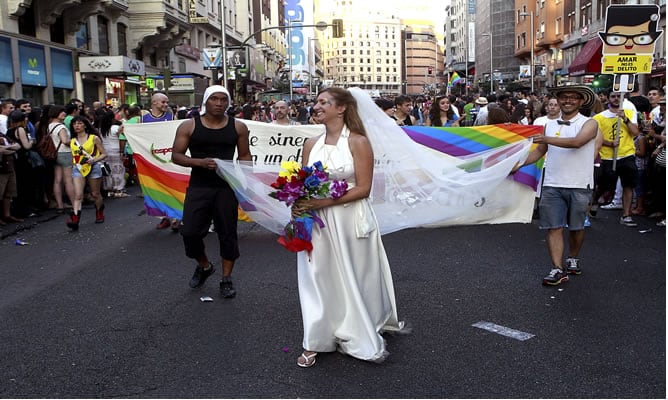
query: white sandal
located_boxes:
[297,351,317,368]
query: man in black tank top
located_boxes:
[172,86,251,298]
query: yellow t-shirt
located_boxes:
[593,109,636,160]
[70,134,98,176]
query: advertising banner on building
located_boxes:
[18,41,46,87]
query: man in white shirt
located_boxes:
[513,85,599,286]
[0,99,15,134]
[472,97,489,126]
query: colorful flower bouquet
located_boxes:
[269,160,348,252]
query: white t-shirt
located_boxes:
[48,122,70,153]
[542,113,596,189]
[533,115,560,127]
[0,114,7,134]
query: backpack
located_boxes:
[36,124,62,161]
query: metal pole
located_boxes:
[490,0,493,95]
[490,33,493,94]
[288,19,293,102]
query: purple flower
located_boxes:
[329,180,348,199]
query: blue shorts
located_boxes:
[56,152,73,168]
[539,186,592,231]
[72,162,102,179]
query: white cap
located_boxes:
[200,85,231,115]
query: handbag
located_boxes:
[27,150,45,168]
[101,162,111,176]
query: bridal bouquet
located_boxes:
[269,160,348,252]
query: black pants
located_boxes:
[180,185,240,261]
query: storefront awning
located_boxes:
[568,39,603,77]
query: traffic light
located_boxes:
[332,19,344,38]
[427,66,433,75]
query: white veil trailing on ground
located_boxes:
[216,88,533,235]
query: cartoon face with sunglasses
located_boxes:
[599,4,663,55]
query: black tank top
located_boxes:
[188,114,238,188]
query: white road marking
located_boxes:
[472,321,535,341]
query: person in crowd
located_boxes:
[632,122,650,216]
[647,86,665,126]
[66,116,107,230]
[528,92,544,119]
[472,96,489,125]
[0,98,15,135]
[15,99,36,138]
[115,103,129,122]
[426,95,459,127]
[119,105,141,187]
[47,105,75,213]
[0,127,21,225]
[142,93,177,229]
[533,96,561,126]
[63,101,81,129]
[374,98,396,119]
[290,87,406,368]
[5,110,38,219]
[648,99,665,226]
[486,106,510,124]
[513,85,598,286]
[99,109,128,198]
[272,100,300,125]
[592,90,641,227]
[171,85,251,298]
[394,95,415,126]
[510,102,528,124]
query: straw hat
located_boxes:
[475,97,488,105]
[547,85,596,109]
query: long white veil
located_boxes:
[216,87,533,235]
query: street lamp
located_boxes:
[519,11,534,93]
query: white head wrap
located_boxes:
[200,85,231,115]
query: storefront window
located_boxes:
[22,86,43,106]
[53,88,72,105]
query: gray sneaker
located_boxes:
[566,257,582,275]
[543,268,569,286]
[220,277,236,298]
[620,216,638,227]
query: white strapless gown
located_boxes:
[297,128,405,362]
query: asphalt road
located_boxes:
[0,189,665,398]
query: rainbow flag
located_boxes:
[124,120,543,222]
[448,71,463,87]
[402,124,544,191]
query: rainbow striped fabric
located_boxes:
[402,124,544,190]
[124,120,544,221]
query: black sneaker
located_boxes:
[189,263,215,288]
[543,268,569,286]
[220,277,236,298]
[566,257,582,275]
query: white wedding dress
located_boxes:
[297,127,406,362]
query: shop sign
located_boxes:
[79,56,145,75]
[154,76,195,92]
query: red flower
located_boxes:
[277,235,313,252]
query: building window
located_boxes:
[98,16,109,55]
[555,17,561,35]
[117,24,128,56]
[76,22,89,50]
[581,2,592,27]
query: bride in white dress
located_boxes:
[292,88,407,368]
